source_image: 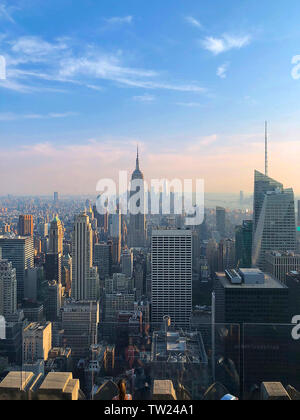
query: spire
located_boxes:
[136,145,140,170]
[265,121,268,177]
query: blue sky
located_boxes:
[1,0,300,195]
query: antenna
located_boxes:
[265,121,268,177]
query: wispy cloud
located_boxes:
[0,2,16,23]
[185,16,203,29]
[133,94,156,102]
[10,36,68,57]
[217,62,229,79]
[105,16,133,25]
[201,34,251,55]
[176,102,203,107]
[1,35,206,94]
[0,112,78,121]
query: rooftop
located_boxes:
[217,271,287,289]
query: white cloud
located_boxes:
[105,16,133,25]
[217,62,229,79]
[201,34,251,55]
[0,112,78,121]
[176,102,203,107]
[133,94,155,102]
[1,35,206,94]
[185,16,203,29]
[11,36,68,57]
[0,3,15,23]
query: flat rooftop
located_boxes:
[217,272,287,289]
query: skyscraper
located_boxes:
[109,209,121,264]
[71,213,99,301]
[151,229,192,327]
[0,236,34,302]
[235,220,253,268]
[0,259,17,317]
[252,171,296,269]
[128,148,147,249]
[93,242,112,280]
[216,207,226,238]
[48,216,63,254]
[18,215,33,237]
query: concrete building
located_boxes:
[23,322,52,363]
[0,371,81,401]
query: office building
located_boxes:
[128,149,147,248]
[93,242,112,280]
[23,322,52,363]
[48,216,63,254]
[216,207,226,238]
[151,229,192,327]
[44,252,62,285]
[265,251,300,283]
[252,171,296,269]
[18,215,33,237]
[235,220,253,268]
[214,268,289,324]
[62,300,99,359]
[0,236,34,302]
[46,281,62,322]
[121,248,133,278]
[0,259,17,317]
[218,239,235,272]
[71,213,98,301]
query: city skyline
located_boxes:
[1,1,300,195]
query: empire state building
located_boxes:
[128,148,147,248]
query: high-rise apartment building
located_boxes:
[252,171,296,269]
[0,236,34,302]
[151,229,192,327]
[18,215,33,237]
